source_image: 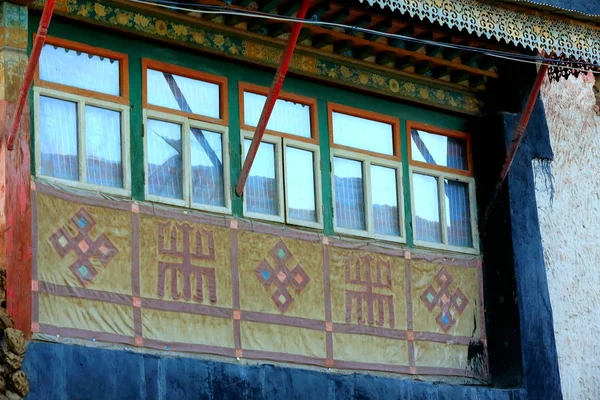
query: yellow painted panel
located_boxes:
[333,333,408,365]
[139,215,232,309]
[38,292,134,336]
[237,231,324,320]
[411,260,481,337]
[241,321,326,358]
[36,193,132,294]
[329,247,406,330]
[414,341,469,369]
[142,308,234,348]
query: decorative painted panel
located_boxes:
[32,181,487,379]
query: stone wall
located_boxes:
[535,73,600,400]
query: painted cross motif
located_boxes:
[49,208,118,286]
[254,240,310,314]
[157,222,217,303]
[420,267,469,333]
[344,255,395,328]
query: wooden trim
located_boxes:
[142,58,229,124]
[406,121,474,177]
[328,103,401,161]
[34,35,129,103]
[238,82,319,144]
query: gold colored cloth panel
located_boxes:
[32,182,487,379]
[359,0,600,62]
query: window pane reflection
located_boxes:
[191,128,224,207]
[245,139,278,215]
[286,147,316,222]
[445,180,473,247]
[334,157,365,230]
[332,112,394,155]
[147,69,220,119]
[147,119,183,199]
[85,106,122,188]
[413,173,441,243]
[39,96,78,181]
[371,165,399,236]
[410,129,468,170]
[244,92,311,138]
[39,44,120,96]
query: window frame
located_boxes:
[143,109,231,214]
[407,122,479,254]
[142,58,229,126]
[239,82,319,145]
[328,103,401,161]
[34,36,129,105]
[328,104,405,242]
[239,83,323,229]
[33,89,131,196]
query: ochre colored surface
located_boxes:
[333,333,408,365]
[33,188,486,377]
[39,292,134,336]
[241,321,326,358]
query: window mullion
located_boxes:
[183,118,191,207]
[77,99,86,184]
[438,175,448,245]
[364,156,374,236]
[276,137,285,220]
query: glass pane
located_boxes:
[332,112,394,155]
[244,139,278,216]
[147,119,183,200]
[286,147,316,222]
[334,157,365,230]
[413,173,441,243]
[85,106,122,188]
[445,180,473,247]
[371,166,399,236]
[39,44,120,96]
[39,96,78,181]
[191,128,224,207]
[410,129,468,170]
[244,92,311,138]
[147,69,220,119]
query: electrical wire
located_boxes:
[128,0,600,72]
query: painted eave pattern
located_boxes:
[359,0,600,62]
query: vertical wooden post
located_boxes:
[0,1,31,336]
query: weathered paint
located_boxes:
[534,73,600,400]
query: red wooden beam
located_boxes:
[7,0,56,151]
[235,0,311,196]
[479,63,550,235]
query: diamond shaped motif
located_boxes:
[254,240,310,314]
[50,208,118,286]
[420,267,469,333]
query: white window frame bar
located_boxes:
[409,165,480,255]
[144,109,231,214]
[241,129,285,224]
[331,148,405,243]
[283,139,323,230]
[33,86,131,197]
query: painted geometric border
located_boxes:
[31,180,487,379]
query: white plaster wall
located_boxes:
[534,73,600,400]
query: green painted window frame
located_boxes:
[28,15,478,253]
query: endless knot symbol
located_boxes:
[344,255,395,328]
[49,208,118,286]
[420,267,469,333]
[157,222,217,304]
[254,240,310,314]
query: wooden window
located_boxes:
[240,83,322,229]
[33,37,130,196]
[143,60,230,213]
[329,103,404,241]
[408,122,479,253]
